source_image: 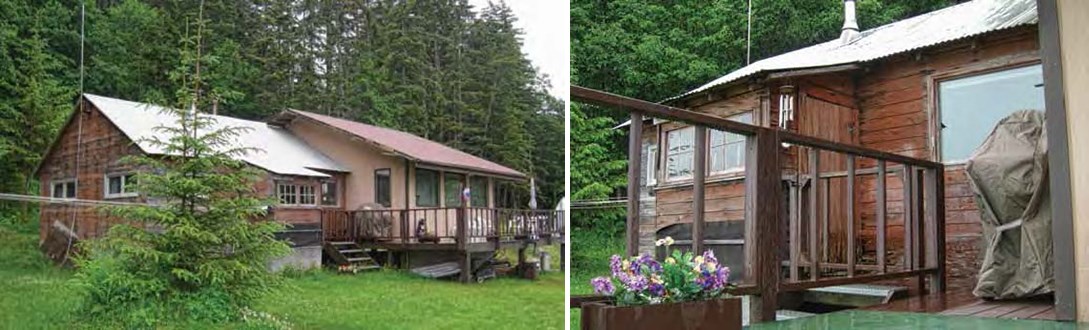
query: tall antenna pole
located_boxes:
[746,0,753,65]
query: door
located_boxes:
[797,95,858,265]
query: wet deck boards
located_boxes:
[746,310,1074,329]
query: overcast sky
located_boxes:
[468,0,569,101]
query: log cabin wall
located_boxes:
[639,25,1038,289]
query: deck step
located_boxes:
[803,284,908,307]
[338,249,364,254]
[329,241,356,246]
[347,257,374,262]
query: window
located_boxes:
[646,145,658,186]
[277,184,297,205]
[375,169,391,207]
[710,112,752,174]
[939,64,1044,162]
[104,174,137,198]
[321,180,338,206]
[51,180,76,199]
[444,173,465,207]
[470,176,488,207]
[299,185,315,205]
[415,168,439,207]
[665,127,695,180]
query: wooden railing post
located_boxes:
[809,148,821,281]
[924,167,946,294]
[692,126,707,254]
[747,129,781,323]
[876,160,887,274]
[626,112,644,257]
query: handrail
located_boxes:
[572,85,946,323]
[321,207,564,246]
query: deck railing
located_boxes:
[321,207,564,247]
[571,86,945,323]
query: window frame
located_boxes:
[374,168,391,207]
[415,168,440,207]
[708,112,752,176]
[51,179,77,199]
[103,173,138,199]
[664,126,696,182]
[930,60,1043,164]
[443,172,466,207]
[469,176,489,207]
[320,179,339,206]
[645,144,658,186]
[276,182,317,206]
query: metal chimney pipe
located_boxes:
[840,0,860,45]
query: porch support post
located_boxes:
[747,128,781,323]
[626,112,644,257]
[692,126,707,253]
[924,167,945,294]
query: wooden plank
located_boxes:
[767,64,860,80]
[778,268,938,292]
[902,165,914,271]
[692,126,707,253]
[999,304,1053,319]
[572,86,760,136]
[626,112,643,257]
[846,155,856,277]
[747,129,782,323]
[789,172,800,282]
[924,167,946,293]
[876,160,887,273]
[808,148,820,281]
[779,130,941,168]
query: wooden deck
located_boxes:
[864,289,1058,321]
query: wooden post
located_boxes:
[846,155,856,277]
[627,113,644,257]
[457,205,469,283]
[692,126,707,254]
[876,160,887,274]
[789,172,800,282]
[924,167,945,294]
[809,148,821,281]
[902,165,914,271]
[747,129,781,323]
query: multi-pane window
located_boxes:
[646,145,658,186]
[104,174,137,198]
[375,169,391,207]
[277,184,297,205]
[939,64,1044,162]
[321,180,338,206]
[444,173,465,207]
[415,168,439,207]
[299,185,316,205]
[665,127,695,180]
[51,180,76,199]
[470,176,488,207]
[709,112,752,174]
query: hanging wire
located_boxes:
[63,0,88,265]
[746,0,753,65]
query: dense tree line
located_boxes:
[0,0,564,211]
[570,0,956,233]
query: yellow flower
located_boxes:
[707,263,717,271]
[655,238,666,246]
[651,275,664,284]
[622,260,631,270]
[664,237,675,246]
[694,256,704,264]
[665,257,676,264]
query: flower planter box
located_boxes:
[581,297,742,330]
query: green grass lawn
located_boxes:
[0,221,564,329]
[569,230,625,328]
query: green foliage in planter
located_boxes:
[73,16,289,327]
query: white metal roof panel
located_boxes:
[84,94,345,177]
[673,0,1037,101]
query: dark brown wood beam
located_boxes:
[626,112,643,257]
[692,126,707,253]
[747,129,781,323]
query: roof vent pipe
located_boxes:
[840,0,860,45]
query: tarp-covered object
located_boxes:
[967,110,1053,299]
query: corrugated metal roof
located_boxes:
[287,110,527,179]
[672,0,1037,101]
[84,94,346,177]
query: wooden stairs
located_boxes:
[324,241,381,273]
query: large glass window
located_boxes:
[375,169,391,207]
[709,112,752,174]
[939,64,1044,162]
[444,173,465,207]
[415,168,439,207]
[665,127,694,180]
[470,176,488,207]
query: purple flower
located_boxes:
[620,273,649,292]
[648,282,665,297]
[591,276,615,295]
[609,255,623,275]
[702,250,718,265]
[637,253,662,273]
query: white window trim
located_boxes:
[646,145,658,186]
[103,173,138,199]
[709,112,752,176]
[51,179,77,199]
[320,180,340,207]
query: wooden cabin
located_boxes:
[625,0,1043,315]
[35,94,562,281]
